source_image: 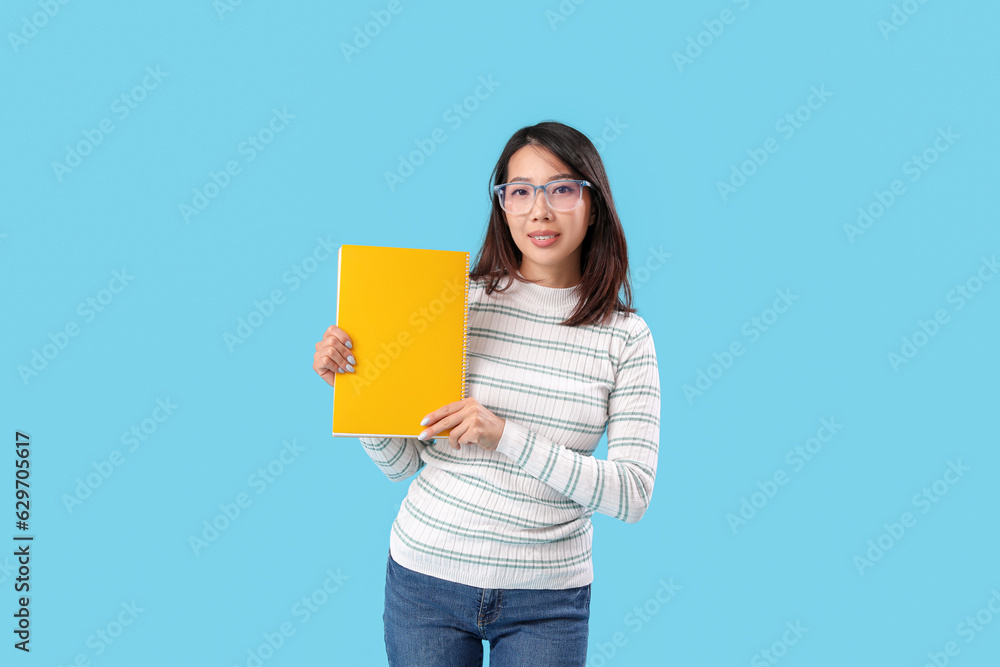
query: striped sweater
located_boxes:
[359,273,661,590]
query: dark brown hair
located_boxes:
[469,121,635,327]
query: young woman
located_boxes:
[312,121,661,666]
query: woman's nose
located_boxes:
[529,187,551,218]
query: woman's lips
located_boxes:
[529,234,559,248]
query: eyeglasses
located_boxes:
[493,179,592,215]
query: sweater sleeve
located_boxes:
[494,318,661,523]
[359,437,426,481]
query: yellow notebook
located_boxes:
[332,244,470,439]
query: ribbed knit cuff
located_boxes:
[495,420,531,466]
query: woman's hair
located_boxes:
[469,120,635,328]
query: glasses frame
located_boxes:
[492,179,592,214]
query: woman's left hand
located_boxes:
[417,398,506,451]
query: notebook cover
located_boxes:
[332,244,470,439]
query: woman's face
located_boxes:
[502,144,594,288]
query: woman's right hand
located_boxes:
[313,324,357,387]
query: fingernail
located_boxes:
[337,367,344,373]
[420,417,429,426]
[417,430,427,440]
[347,355,356,365]
[346,364,354,373]
[345,340,353,349]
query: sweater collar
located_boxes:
[501,269,581,313]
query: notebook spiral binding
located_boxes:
[461,253,470,400]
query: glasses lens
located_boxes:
[545,180,583,210]
[499,183,534,214]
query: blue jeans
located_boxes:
[383,551,590,666]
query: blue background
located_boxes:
[3,1,998,665]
